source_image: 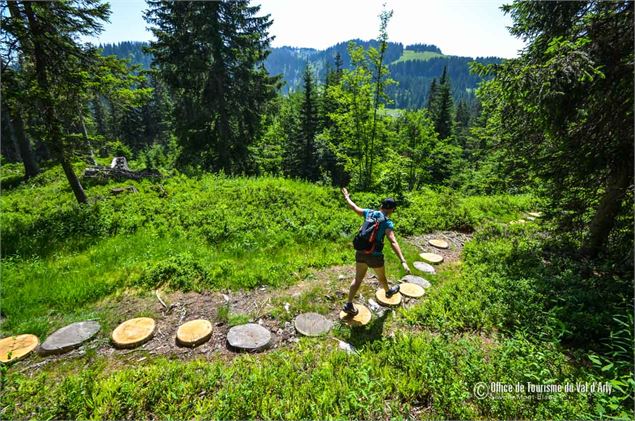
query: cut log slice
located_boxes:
[428,239,449,249]
[413,261,436,274]
[39,321,101,356]
[227,323,272,352]
[176,319,213,347]
[375,288,402,306]
[528,212,542,218]
[509,220,526,225]
[294,313,333,337]
[419,252,444,264]
[339,304,371,326]
[0,334,39,363]
[111,317,155,349]
[400,275,432,289]
[399,283,425,298]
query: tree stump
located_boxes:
[176,319,213,347]
[399,283,425,298]
[419,252,444,264]
[294,313,333,337]
[226,323,272,352]
[401,275,431,289]
[375,288,402,306]
[428,239,449,249]
[110,156,130,170]
[111,317,156,349]
[0,334,39,363]
[413,261,436,274]
[39,321,101,356]
[339,304,371,326]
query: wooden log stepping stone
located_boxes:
[0,334,39,363]
[339,304,371,326]
[528,212,542,218]
[428,239,449,249]
[401,275,432,289]
[294,313,333,337]
[111,317,155,349]
[375,288,402,306]
[227,323,272,352]
[176,319,213,347]
[39,321,101,356]
[419,252,444,264]
[399,283,425,298]
[414,261,436,274]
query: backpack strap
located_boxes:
[364,210,385,255]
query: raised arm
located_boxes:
[387,229,411,274]
[341,188,364,217]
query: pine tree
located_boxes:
[299,66,319,180]
[426,78,438,111]
[145,0,279,173]
[4,0,112,203]
[434,66,454,140]
[484,1,634,257]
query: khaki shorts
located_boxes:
[355,251,385,268]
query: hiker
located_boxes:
[341,187,411,316]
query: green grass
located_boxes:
[0,332,606,420]
[391,49,446,65]
[1,163,532,338]
[2,162,632,419]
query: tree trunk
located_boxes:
[582,163,631,257]
[22,1,88,204]
[1,103,22,162]
[78,109,97,165]
[60,157,88,204]
[12,107,41,178]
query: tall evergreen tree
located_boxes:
[299,65,319,180]
[434,66,454,140]
[426,78,438,111]
[3,0,112,203]
[145,0,279,173]
[479,1,633,257]
[285,66,319,180]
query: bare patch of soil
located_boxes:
[15,232,475,374]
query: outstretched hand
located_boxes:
[341,187,349,198]
[402,261,411,274]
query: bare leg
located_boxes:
[347,262,368,303]
[372,266,390,291]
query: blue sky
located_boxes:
[93,0,525,58]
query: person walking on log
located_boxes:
[341,187,411,316]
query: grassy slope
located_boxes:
[1,163,632,419]
[391,49,446,65]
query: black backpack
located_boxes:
[353,210,386,254]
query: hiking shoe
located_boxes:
[385,284,400,298]
[342,302,359,316]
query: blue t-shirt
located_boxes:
[362,209,395,256]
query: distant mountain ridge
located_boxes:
[98,40,501,109]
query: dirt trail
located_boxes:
[15,231,471,373]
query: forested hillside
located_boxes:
[1,0,633,419]
[98,39,500,108]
